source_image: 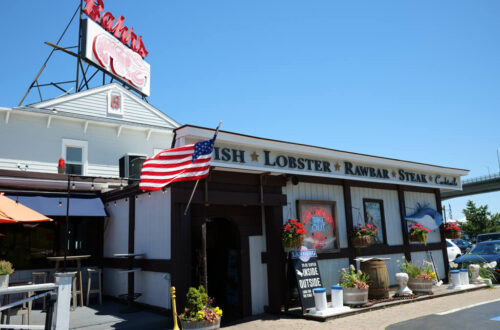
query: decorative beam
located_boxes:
[5,110,10,124]
[47,115,53,128]
[146,129,153,141]
[84,121,89,134]
[117,125,123,138]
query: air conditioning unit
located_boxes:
[119,155,146,181]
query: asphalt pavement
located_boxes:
[387,300,500,330]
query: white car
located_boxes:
[446,239,462,261]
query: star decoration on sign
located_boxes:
[334,163,341,171]
[429,175,433,181]
[250,152,259,162]
[391,171,397,178]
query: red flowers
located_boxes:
[352,223,378,237]
[410,223,431,232]
[281,218,307,248]
[439,221,460,232]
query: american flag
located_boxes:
[139,136,216,191]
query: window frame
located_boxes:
[362,198,388,245]
[61,139,88,175]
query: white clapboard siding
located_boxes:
[282,181,348,248]
[410,250,446,281]
[318,258,350,289]
[104,198,129,258]
[350,187,403,246]
[134,189,172,260]
[404,191,441,244]
[31,83,178,129]
[103,267,128,298]
[135,271,172,309]
[357,253,406,286]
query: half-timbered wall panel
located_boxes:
[404,191,441,244]
[249,233,269,315]
[135,189,171,259]
[350,187,403,246]
[104,198,129,258]
[410,250,445,281]
[282,181,347,248]
[135,271,172,309]
[318,258,349,289]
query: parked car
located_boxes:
[451,238,472,254]
[453,240,500,279]
[446,239,461,261]
[477,232,500,243]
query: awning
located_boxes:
[6,195,107,217]
[0,193,52,223]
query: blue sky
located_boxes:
[2,1,500,220]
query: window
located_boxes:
[362,199,387,245]
[297,200,339,252]
[62,139,88,175]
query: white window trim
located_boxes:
[62,139,88,175]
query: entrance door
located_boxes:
[206,217,242,321]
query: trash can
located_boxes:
[313,288,327,311]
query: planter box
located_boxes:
[408,278,433,294]
[0,275,9,289]
[180,318,221,330]
[343,287,368,306]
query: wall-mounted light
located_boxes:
[148,192,151,198]
[71,182,76,190]
[58,200,62,208]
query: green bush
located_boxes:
[0,260,14,276]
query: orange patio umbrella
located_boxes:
[0,193,52,223]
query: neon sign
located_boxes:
[83,0,148,58]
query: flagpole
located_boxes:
[183,122,222,216]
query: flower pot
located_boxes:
[342,287,368,306]
[408,232,428,245]
[0,274,9,289]
[180,318,221,330]
[283,235,304,250]
[407,278,433,294]
[444,231,461,239]
[351,236,372,248]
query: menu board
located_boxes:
[291,247,323,313]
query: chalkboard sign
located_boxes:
[291,246,323,313]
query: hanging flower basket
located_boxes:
[440,222,461,239]
[281,219,306,250]
[408,224,431,245]
[351,235,372,248]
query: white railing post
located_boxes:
[53,272,75,330]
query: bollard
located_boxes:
[171,286,180,330]
[53,272,76,330]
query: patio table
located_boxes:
[47,255,91,307]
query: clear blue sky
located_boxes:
[2,1,500,220]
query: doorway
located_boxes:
[206,217,242,321]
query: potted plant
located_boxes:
[0,260,14,288]
[398,257,435,294]
[408,223,431,245]
[281,219,306,251]
[439,221,461,239]
[339,265,370,305]
[351,224,378,248]
[179,286,222,330]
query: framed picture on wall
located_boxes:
[297,200,339,252]
[362,199,387,244]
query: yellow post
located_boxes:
[171,286,181,330]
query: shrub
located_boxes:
[0,260,13,276]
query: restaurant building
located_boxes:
[102,124,469,317]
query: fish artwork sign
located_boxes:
[405,203,443,231]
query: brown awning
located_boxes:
[0,193,52,223]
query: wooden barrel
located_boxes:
[360,260,389,299]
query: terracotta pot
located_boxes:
[444,231,461,239]
[342,287,368,306]
[180,318,221,330]
[351,235,372,248]
[407,278,433,294]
